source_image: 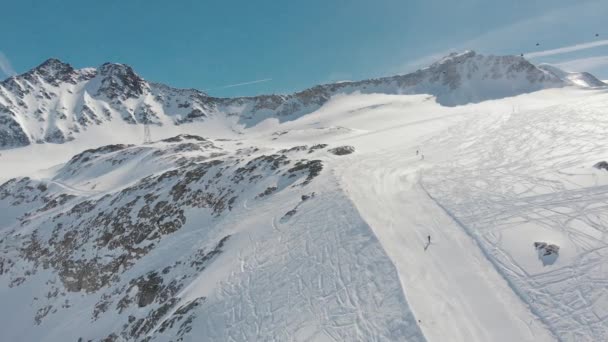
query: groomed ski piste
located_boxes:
[2,70,608,340]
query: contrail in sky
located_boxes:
[526,40,608,58]
[205,78,272,91]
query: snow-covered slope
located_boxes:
[539,64,606,88]
[0,134,423,341]
[0,58,216,148]
[2,51,602,149]
[2,52,608,341]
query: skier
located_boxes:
[416,149,419,156]
[427,235,431,244]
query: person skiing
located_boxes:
[427,235,431,243]
[416,149,419,156]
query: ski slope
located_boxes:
[339,153,555,341]
[323,88,608,341]
[420,88,608,341]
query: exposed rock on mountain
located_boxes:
[593,161,608,171]
[328,146,355,156]
[0,135,356,341]
[534,242,560,266]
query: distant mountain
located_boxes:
[0,51,604,149]
[538,63,607,88]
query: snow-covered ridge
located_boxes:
[538,63,607,88]
[0,51,604,149]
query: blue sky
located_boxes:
[1,0,607,97]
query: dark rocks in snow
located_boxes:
[282,192,316,222]
[534,242,560,255]
[0,177,48,205]
[97,62,146,100]
[278,145,308,154]
[79,104,102,126]
[26,58,82,86]
[534,242,560,266]
[257,186,278,198]
[593,161,608,171]
[43,126,70,144]
[134,272,164,308]
[157,297,206,337]
[0,139,326,334]
[190,235,231,272]
[114,271,183,335]
[301,192,316,201]
[36,193,76,213]
[0,113,31,148]
[161,134,207,143]
[67,144,132,165]
[127,298,179,339]
[308,144,328,153]
[183,108,207,121]
[328,145,355,156]
[0,256,15,276]
[271,130,289,140]
[286,160,323,185]
[282,208,297,221]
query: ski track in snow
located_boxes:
[163,182,425,342]
[48,179,101,197]
[419,94,608,341]
[338,151,555,342]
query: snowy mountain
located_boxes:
[2,134,410,341]
[1,51,603,149]
[538,63,607,88]
[2,52,608,341]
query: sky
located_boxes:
[1,0,607,97]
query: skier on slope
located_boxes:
[427,235,431,244]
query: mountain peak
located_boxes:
[96,62,147,100]
[28,58,76,84]
[98,62,138,77]
[430,50,477,67]
[35,57,71,70]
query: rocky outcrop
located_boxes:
[534,242,560,266]
[0,136,341,340]
[328,145,355,156]
[594,161,608,171]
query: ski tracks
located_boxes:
[337,149,556,342]
[183,186,424,341]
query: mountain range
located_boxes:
[1,51,604,149]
